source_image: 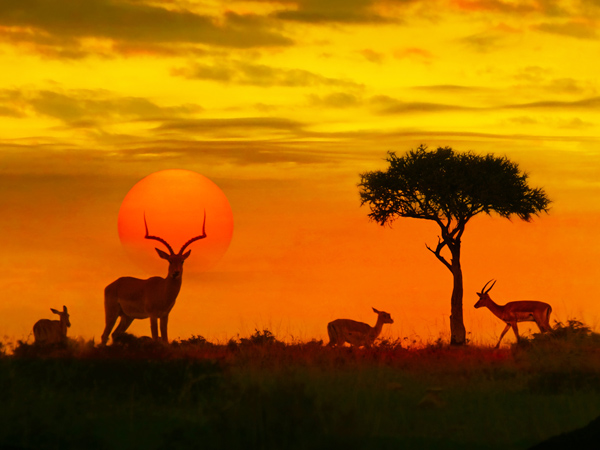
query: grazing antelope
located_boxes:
[101,212,207,345]
[33,305,70,344]
[475,279,552,348]
[327,308,394,347]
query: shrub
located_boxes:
[239,329,284,347]
[172,335,214,348]
[511,319,600,393]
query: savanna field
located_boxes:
[1,322,599,450]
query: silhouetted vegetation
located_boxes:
[1,322,599,450]
[359,146,551,345]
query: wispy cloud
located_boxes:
[459,29,512,52]
[272,0,397,24]
[410,84,488,93]
[154,117,304,135]
[370,94,474,114]
[534,20,599,39]
[308,92,363,108]
[115,140,336,166]
[0,0,293,59]
[449,0,539,14]
[506,96,600,110]
[507,115,594,129]
[369,92,600,115]
[0,87,201,126]
[172,60,362,88]
[358,48,384,64]
[393,47,434,64]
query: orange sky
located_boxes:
[1,0,599,346]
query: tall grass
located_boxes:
[1,322,599,450]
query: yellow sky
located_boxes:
[1,0,599,346]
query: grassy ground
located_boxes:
[1,322,599,450]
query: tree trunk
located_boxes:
[449,244,466,345]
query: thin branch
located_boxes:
[425,236,452,272]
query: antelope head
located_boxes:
[51,305,71,328]
[372,307,394,324]
[144,210,207,280]
[474,279,496,308]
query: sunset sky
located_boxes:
[1,0,600,346]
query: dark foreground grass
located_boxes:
[1,324,599,450]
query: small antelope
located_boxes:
[327,307,394,347]
[101,212,207,345]
[475,279,552,348]
[33,305,71,344]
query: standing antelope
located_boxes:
[475,279,552,348]
[101,212,207,345]
[327,307,394,347]
[33,305,70,344]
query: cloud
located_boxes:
[512,68,597,97]
[0,106,23,118]
[272,0,396,24]
[0,25,93,59]
[513,65,551,83]
[546,78,596,96]
[507,115,594,130]
[366,90,600,116]
[534,20,599,39]
[410,84,485,93]
[506,96,600,110]
[556,117,594,129]
[448,0,600,22]
[0,0,293,58]
[115,140,335,166]
[378,95,600,114]
[308,92,363,108]
[370,94,474,114]
[393,47,434,64]
[358,48,384,63]
[459,30,508,52]
[0,88,201,126]
[154,117,304,134]
[449,0,538,14]
[0,135,339,177]
[0,90,26,117]
[172,60,362,88]
[449,0,574,16]
[109,41,210,58]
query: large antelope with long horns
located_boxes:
[475,279,552,348]
[101,212,207,344]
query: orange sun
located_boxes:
[117,169,233,275]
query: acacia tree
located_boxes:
[358,145,550,345]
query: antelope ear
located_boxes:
[63,305,68,313]
[156,248,170,260]
[182,250,191,260]
[372,307,380,314]
[51,308,60,314]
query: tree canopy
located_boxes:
[359,145,550,229]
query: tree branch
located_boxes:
[425,236,452,272]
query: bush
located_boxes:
[172,335,214,348]
[511,319,600,393]
[514,319,600,351]
[239,329,284,347]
